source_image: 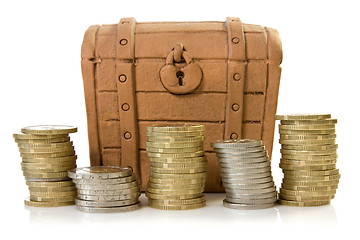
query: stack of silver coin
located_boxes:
[13,125,78,207]
[212,139,277,210]
[68,166,141,213]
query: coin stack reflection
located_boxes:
[68,166,141,213]
[13,125,78,207]
[276,114,340,207]
[145,125,207,210]
[212,139,277,210]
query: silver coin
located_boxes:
[68,166,133,180]
[221,171,272,180]
[76,202,140,213]
[222,176,273,185]
[213,146,265,153]
[77,192,140,201]
[71,175,136,185]
[75,181,138,190]
[75,198,138,207]
[223,199,275,210]
[77,186,140,195]
[221,166,271,174]
[226,191,277,199]
[211,139,263,148]
[25,177,70,182]
[223,181,275,190]
[220,161,271,169]
[216,151,267,158]
[226,196,277,205]
[217,156,269,164]
[225,186,276,194]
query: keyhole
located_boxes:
[176,71,184,86]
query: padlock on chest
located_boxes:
[160,43,203,94]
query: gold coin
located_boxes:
[30,191,76,198]
[147,151,204,158]
[279,194,334,201]
[15,137,71,144]
[281,154,337,161]
[279,163,336,171]
[22,155,77,163]
[279,124,335,130]
[26,180,74,188]
[281,183,338,191]
[280,134,336,140]
[20,150,76,158]
[147,136,205,143]
[24,198,74,207]
[146,146,204,153]
[146,187,204,195]
[147,124,204,132]
[21,125,77,135]
[281,144,338,151]
[282,169,340,176]
[145,191,203,200]
[21,161,76,169]
[280,119,338,125]
[30,195,76,202]
[148,177,206,185]
[147,195,206,205]
[28,185,77,192]
[150,172,207,179]
[150,167,207,174]
[148,201,206,210]
[17,141,73,149]
[147,182,205,190]
[282,179,340,186]
[279,188,337,196]
[146,141,203,148]
[19,146,75,153]
[150,161,207,169]
[279,129,336,135]
[149,156,206,163]
[23,171,69,179]
[279,139,336,145]
[22,165,76,173]
[275,114,331,120]
[277,199,330,207]
[283,174,341,181]
[280,159,337,166]
[280,149,337,155]
[13,132,68,140]
[147,131,204,137]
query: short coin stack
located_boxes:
[68,166,141,213]
[275,114,340,207]
[212,139,277,210]
[145,125,207,210]
[13,125,77,207]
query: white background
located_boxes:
[1,0,359,239]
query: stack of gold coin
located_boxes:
[275,114,340,207]
[212,139,277,210]
[13,125,77,207]
[145,125,207,210]
[68,166,141,213]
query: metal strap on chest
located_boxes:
[115,17,141,182]
[224,17,246,140]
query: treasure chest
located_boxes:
[81,17,282,192]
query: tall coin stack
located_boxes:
[68,166,141,213]
[275,114,340,207]
[145,125,207,210]
[13,125,77,207]
[212,139,277,210]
